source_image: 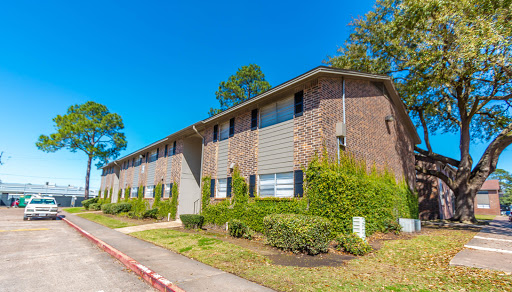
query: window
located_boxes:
[259,172,294,198]
[213,125,218,142]
[476,192,490,208]
[131,187,138,198]
[149,150,158,162]
[251,109,258,130]
[338,136,346,152]
[260,97,294,128]
[220,121,229,141]
[145,185,154,198]
[164,184,171,198]
[294,91,303,117]
[164,145,168,157]
[217,178,227,198]
[229,118,235,137]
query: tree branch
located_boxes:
[415,163,455,191]
[415,146,460,167]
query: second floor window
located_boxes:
[220,122,229,141]
[260,96,294,128]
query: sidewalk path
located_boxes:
[64,212,273,292]
[450,216,512,273]
[115,220,183,234]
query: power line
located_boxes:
[0,173,101,181]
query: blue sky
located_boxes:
[0,0,511,190]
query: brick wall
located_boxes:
[417,172,441,220]
[202,125,218,178]
[227,110,258,178]
[294,79,323,170]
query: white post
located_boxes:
[168,213,171,222]
[353,217,366,240]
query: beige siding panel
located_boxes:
[258,119,294,175]
[217,140,229,178]
[132,166,139,187]
[146,161,156,186]
[165,156,173,182]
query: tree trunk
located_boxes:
[85,156,92,200]
[452,184,477,223]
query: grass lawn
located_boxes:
[63,207,86,213]
[77,213,137,229]
[132,228,512,291]
[475,214,497,221]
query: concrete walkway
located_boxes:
[450,216,512,273]
[63,212,273,291]
[116,220,183,234]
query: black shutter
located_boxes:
[227,177,232,198]
[169,183,173,198]
[251,109,258,130]
[210,179,215,198]
[156,148,159,160]
[213,125,218,142]
[145,152,149,163]
[173,141,176,155]
[294,170,304,197]
[161,184,165,197]
[294,91,304,117]
[132,158,135,167]
[152,186,156,198]
[249,175,256,197]
[142,186,145,197]
[164,145,168,157]
[229,118,235,137]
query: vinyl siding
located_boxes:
[258,118,294,174]
[132,166,139,187]
[146,161,156,186]
[165,156,173,182]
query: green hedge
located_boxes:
[82,197,98,210]
[263,213,333,255]
[202,198,307,233]
[201,176,211,210]
[181,214,204,229]
[305,152,418,235]
[228,219,252,239]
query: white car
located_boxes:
[24,196,59,220]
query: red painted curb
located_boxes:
[62,217,185,292]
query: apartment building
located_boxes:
[100,66,421,216]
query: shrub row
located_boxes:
[263,213,333,255]
[101,202,132,215]
[82,197,98,210]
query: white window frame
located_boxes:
[260,96,294,128]
[477,204,491,209]
[219,122,230,141]
[145,185,154,198]
[164,184,171,198]
[258,172,294,198]
[217,178,227,198]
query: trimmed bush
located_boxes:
[232,167,248,206]
[82,197,98,210]
[335,233,373,256]
[143,208,159,219]
[228,219,252,239]
[89,203,101,211]
[117,189,122,203]
[101,203,114,214]
[180,214,204,229]
[153,183,162,208]
[124,187,131,202]
[263,214,333,255]
[111,202,132,214]
[158,184,178,219]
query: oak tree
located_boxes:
[36,101,127,199]
[328,0,512,222]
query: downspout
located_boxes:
[193,124,205,214]
[338,77,346,163]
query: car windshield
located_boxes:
[29,199,56,205]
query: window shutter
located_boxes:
[161,184,165,197]
[249,175,256,197]
[146,152,149,163]
[294,170,303,197]
[251,109,258,130]
[210,179,215,198]
[169,183,173,197]
[142,186,145,196]
[164,145,168,157]
[173,141,176,155]
[294,91,304,117]
[156,148,159,160]
[226,177,232,198]
[229,118,235,137]
[213,125,218,142]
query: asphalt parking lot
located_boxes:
[0,208,154,292]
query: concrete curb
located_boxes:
[61,217,185,292]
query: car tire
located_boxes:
[23,216,28,221]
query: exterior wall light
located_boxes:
[385,115,395,122]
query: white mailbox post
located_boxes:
[353,217,366,240]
